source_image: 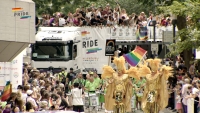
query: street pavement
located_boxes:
[97,109,177,113]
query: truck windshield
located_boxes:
[31,42,72,61]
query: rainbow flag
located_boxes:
[136,26,148,41]
[123,46,147,66]
[1,81,12,101]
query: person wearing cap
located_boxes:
[89,71,93,75]
[85,76,98,93]
[26,90,38,110]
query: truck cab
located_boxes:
[31,27,81,72]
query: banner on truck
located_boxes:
[0,53,22,92]
[110,26,176,41]
[80,28,110,74]
[105,39,116,56]
[111,27,137,41]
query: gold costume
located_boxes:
[138,59,173,113]
[102,57,139,113]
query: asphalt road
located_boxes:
[86,108,177,113]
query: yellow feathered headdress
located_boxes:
[127,67,140,80]
[146,58,162,72]
[160,65,173,79]
[101,56,127,79]
[113,56,127,74]
[101,65,115,79]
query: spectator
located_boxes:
[73,14,80,26]
[13,98,23,112]
[86,8,92,20]
[25,102,35,112]
[39,101,48,111]
[119,9,128,20]
[42,15,48,27]
[82,17,91,26]
[181,79,191,113]
[26,90,38,110]
[58,68,67,84]
[71,83,84,112]
[59,14,65,27]
[21,85,29,104]
[66,12,74,26]
[35,15,40,33]
[49,14,56,27]
[57,91,68,110]
[80,7,86,19]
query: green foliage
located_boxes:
[33,0,153,16]
[117,0,154,15]
[159,0,200,53]
[33,0,67,15]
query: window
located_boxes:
[32,42,72,61]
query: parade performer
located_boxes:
[138,58,173,113]
[101,56,140,113]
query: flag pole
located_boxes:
[108,56,111,66]
[10,83,12,94]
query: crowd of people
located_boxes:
[0,54,199,113]
[165,56,200,113]
[0,62,106,113]
[3,2,200,113]
[35,3,173,29]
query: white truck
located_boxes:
[32,26,174,74]
[32,27,81,73]
[32,27,110,74]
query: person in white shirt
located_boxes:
[21,85,29,105]
[175,91,183,113]
[59,14,66,27]
[186,83,199,113]
[26,90,38,110]
[181,79,191,113]
[71,83,84,113]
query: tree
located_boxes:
[117,0,154,15]
[33,0,152,16]
[158,0,200,68]
[137,0,200,68]
[61,0,115,14]
[33,0,68,15]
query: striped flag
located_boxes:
[123,46,147,66]
[1,81,12,101]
